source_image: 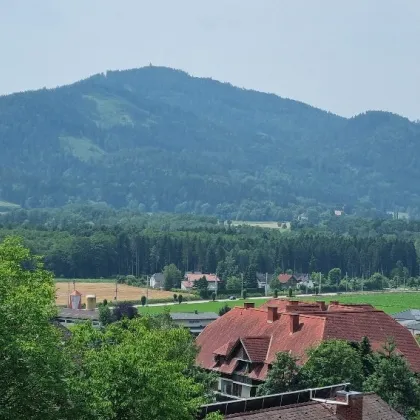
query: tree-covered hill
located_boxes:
[1,66,419,219]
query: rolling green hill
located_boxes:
[1,66,419,219]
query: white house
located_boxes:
[149,273,164,289]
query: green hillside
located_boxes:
[1,66,419,219]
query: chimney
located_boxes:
[316,301,327,311]
[244,302,255,309]
[267,306,278,323]
[335,391,363,420]
[289,313,299,333]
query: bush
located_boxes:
[242,289,247,299]
[178,294,183,304]
[273,289,278,298]
[199,289,208,299]
[116,275,126,284]
[125,275,138,286]
[211,292,216,301]
[219,304,232,316]
[140,295,147,307]
[113,302,138,321]
[173,293,178,302]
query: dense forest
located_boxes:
[1,206,418,280]
[1,66,420,220]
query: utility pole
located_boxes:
[241,273,244,299]
[345,272,348,293]
[115,278,118,301]
[265,272,268,296]
[319,273,322,295]
[361,274,364,293]
[215,274,218,300]
[146,276,149,306]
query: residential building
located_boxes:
[181,272,221,291]
[392,309,420,335]
[196,299,420,399]
[256,272,272,289]
[56,308,101,328]
[200,387,403,420]
[170,312,218,336]
[277,274,297,288]
[149,273,164,289]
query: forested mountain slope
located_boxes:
[1,66,419,219]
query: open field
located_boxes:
[231,221,290,230]
[136,292,420,315]
[0,200,20,208]
[309,292,420,314]
[55,282,181,305]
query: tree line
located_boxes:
[0,221,417,281]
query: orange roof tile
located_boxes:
[196,301,420,381]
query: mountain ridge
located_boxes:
[1,66,419,220]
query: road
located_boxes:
[136,292,341,308]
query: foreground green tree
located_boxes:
[67,317,210,419]
[0,237,71,419]
[98,302,113,325]
[257,352,305,396]
[364,339,420,418]
[302,340,364,390]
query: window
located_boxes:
[232,383,242,397]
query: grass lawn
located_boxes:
[137,292,420,315]
[307,292,420,314]
[137,299,267,315]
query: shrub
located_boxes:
[273,289,278,298]
[140,295,147,307]
[219,304,232,316]
[178,294,183,304]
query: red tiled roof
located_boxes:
[241,337,271,363]
[185,273,220,282]
[214,340,236,356]
[260,299,324,312]
[278,274,294,283]
[196,301,420,381]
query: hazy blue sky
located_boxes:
[1,0,419,119]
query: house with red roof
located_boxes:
[181,272,221,291]
[196,299,420,399]
[277,273,297,288]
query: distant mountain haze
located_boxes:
[1,66,419,219]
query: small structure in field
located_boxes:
[68,290,82,309]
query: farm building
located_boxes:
[181,272,221,291]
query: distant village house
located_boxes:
[181,272,221,291]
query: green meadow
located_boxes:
[137,292,420,315]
